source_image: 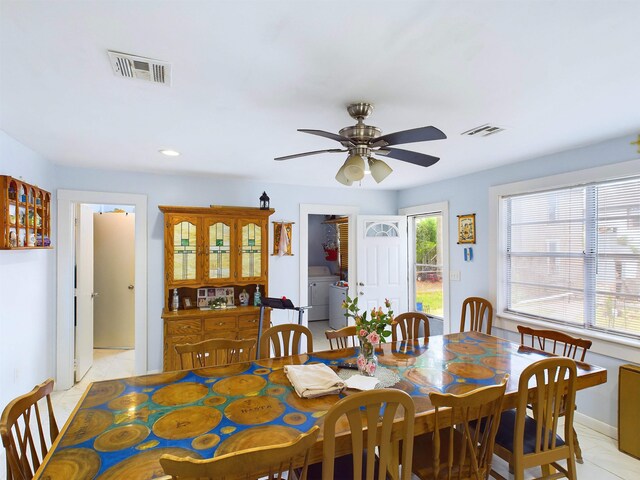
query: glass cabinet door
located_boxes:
[239,219,265,281]
[170,216,199,283]
[204,218,234,283]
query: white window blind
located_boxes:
[503,176,640,338]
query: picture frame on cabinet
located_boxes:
[183,298,194,309]
[197,288,207,298]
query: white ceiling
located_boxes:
[1,1,639,190]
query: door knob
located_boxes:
[358,282,365,286]
[128,285,135,290]
[91,292,99,298]
[359,291,364,295]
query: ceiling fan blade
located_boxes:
[370,126,446,148]
[376,147,440,168]
[274,148,346,161]
[298,129,354,145]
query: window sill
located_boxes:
[494,311,640,364]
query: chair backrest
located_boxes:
[514,357,577,461]
[517,325,592,362]
[392,312,430,342]
[321,389,415,480]
[259,324,313,359]
[0,379,59,480]
[460,297,493,334]
[160,425,319,480]
[325,325,357,350]
[175,338,256,369]
[429,376,508,480]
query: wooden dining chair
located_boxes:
[517,325,592,463]
[0,379,59,480]
[325,325,357,350]
[311,389,415,480]
[412,376,508,480]
[491,357,578,480]
[460,297,493,334]
[392,311,430,342]
[259,324,313,359]
[174,338,256,369]
[160,425,319,479]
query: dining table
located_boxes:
[34,331,607,479]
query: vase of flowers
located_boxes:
[342,295,394,376]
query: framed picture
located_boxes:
[216,287,235,306]
[197,288,207,298]
[197,297,208,308]
[207,288,216,297]
[457,213,476,244]
[183,298,193,309]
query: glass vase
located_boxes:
[357,339,378,377]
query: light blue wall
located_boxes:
[0,131,56,410]
[53,165,397,371]
[398,133,640,429]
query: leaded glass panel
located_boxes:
[173,220,197,281]
[209,222,231,279]
[241,222,262,278]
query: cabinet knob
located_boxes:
[218,322,224,326]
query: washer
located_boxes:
[308,266,339,321]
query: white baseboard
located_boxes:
[575,411,618,440]
[146,368,162,375]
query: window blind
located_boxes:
[337,221,348,277]
[502,176,640,338]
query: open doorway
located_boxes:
[57,190,147,391]
[74,204,136,384]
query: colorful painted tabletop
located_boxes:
[35,332,606,479]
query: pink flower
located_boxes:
[366,361,377,375]
[357,355,367,369]
[367,331,380,344]
[359,329,368,338]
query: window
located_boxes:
[501,176,640,339]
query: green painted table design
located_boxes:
[37,332,604,479]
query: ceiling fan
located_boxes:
[275,102,446,185]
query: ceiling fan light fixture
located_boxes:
[368,157,393,183]
[335,162,353,186]
[343,153,365,181]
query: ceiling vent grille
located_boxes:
[107,51,171,86]
[461,124,505,137]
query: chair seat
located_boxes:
[306,451,387,480]
[495,409,565,455]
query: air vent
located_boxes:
[107,51,171,86]
[461,124,505,137]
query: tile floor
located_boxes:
[2,344,639,479]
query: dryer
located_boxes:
[308,266,339,321]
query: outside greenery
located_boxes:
[414,215,443,317]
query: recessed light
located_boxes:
[159,149,180,157]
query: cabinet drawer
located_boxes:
[167,319,201,335]
[203,315,237,332]
[238,313,260,330]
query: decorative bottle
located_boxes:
[172,288,179,312]
[253,284,261,306]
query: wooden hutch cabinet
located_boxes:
[0,175,52,250]
[160,205,274,371]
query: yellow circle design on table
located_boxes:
[108,392,148,411]
[220,426,236,435]
[285,392,339,412]
[254,354,309,369]
[192,433,221,450]
[125,371,187,387]
[283,413,307,425]
[311,411,327,418]
[94,424,150,452]
[83,380,126,408]
[95,447,200,480]
[215,425,301,457]
[446,362,494,380]
[266,386,286,396]
[212,374,267,396]
[224,396,285,425]
[61,409,114,447]
[445,343,486,355]
[267,369,291,386]
[39,448,101,479]
[136,440,159,450]
[203,395,226,407]
[194,363,250,378]
[153,406,222,440]
[152,382,209,406]
[254,368,271,375]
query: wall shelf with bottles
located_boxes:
[0,175,52,250]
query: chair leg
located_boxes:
[572,426,584,463]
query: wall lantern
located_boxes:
[259,191,270,210]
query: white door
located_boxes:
[356,215,408,315]
[94,212,135,348]
[75,204,95,381]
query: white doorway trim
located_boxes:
[299,204,359,325]
[56,190,148,390]
[399,201,450,333]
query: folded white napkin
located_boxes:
[344,374,380,391]
[284,363,346,398]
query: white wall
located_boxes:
[0,132,56,410]
[53,165,397,372]
[398,133,640,430]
